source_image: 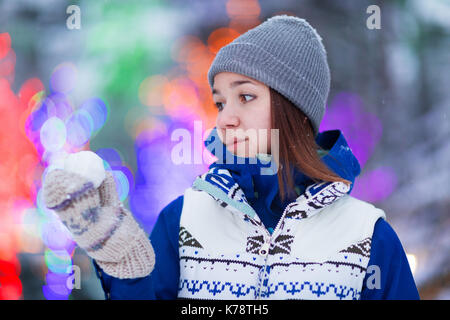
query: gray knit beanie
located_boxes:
[207,15,330,136]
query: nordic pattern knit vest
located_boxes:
[177,167,386,300]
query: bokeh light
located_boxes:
[44,92,74,121]
[42,271,71,300]
[320,91,394,203]
[44,249,73,274]
[0,33,11,60]
[351,166,398,203]
[40,117,67,152]
[40,220,76,252]
[207,28,240,54]
[96,148,123,167]
[65,109,94,147]
[112,170,130,202]
[0,0,447,300]
[0,31,43,300]
[138,75,168,108]
[4,38,111,299]
[79,97,109,133]
[0,259,22,300]
[50,62,77,94]
[407,254,417,275]
[321,92,383,169]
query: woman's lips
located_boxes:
[227,138,248,146]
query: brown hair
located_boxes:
[270,88,351,202]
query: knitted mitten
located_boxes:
[42,169,155,279]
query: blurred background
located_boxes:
[0,0,448,300]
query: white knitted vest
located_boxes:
[178,168,385,300]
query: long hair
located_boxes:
[270,88,351,202]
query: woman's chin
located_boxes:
[226,145,259,159]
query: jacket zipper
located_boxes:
[252,200,299,300]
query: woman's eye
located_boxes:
[240,94,255,103]
[214,95,254,111]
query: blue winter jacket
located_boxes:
[93,129,420,300]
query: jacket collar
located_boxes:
[193,127,360,221]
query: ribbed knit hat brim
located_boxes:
[208,15,330,135]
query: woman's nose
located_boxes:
[217,106,240,129]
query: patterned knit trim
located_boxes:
[85,207,126,252]
[180,255,262,270]
[179,279,258,298]
[269,260,368,273]
[283,181,351,221]
[180,255,368,273]
[178,278,360,300]
[193,178,257,219]
[47,181,95,211]
[263,281,360,299]
[193,167,350,224]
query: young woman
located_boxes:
[43,15,419,300]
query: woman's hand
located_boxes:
[42,166,155,279]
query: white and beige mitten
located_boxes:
[42,151,155,279]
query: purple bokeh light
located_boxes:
[42,271,72,300]
[351,166,398,203]
[320,91,383,168]
[320,91,397,203]
[40,219,76,252]
[49,62,77,94]
[130,119,209,232]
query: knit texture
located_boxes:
[178,170,385,299]
[42,169,155,279]
[207,15,330,135]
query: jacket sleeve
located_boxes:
[360,218,420,300]
[92,195,183,300]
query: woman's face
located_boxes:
[213,72,272,158]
